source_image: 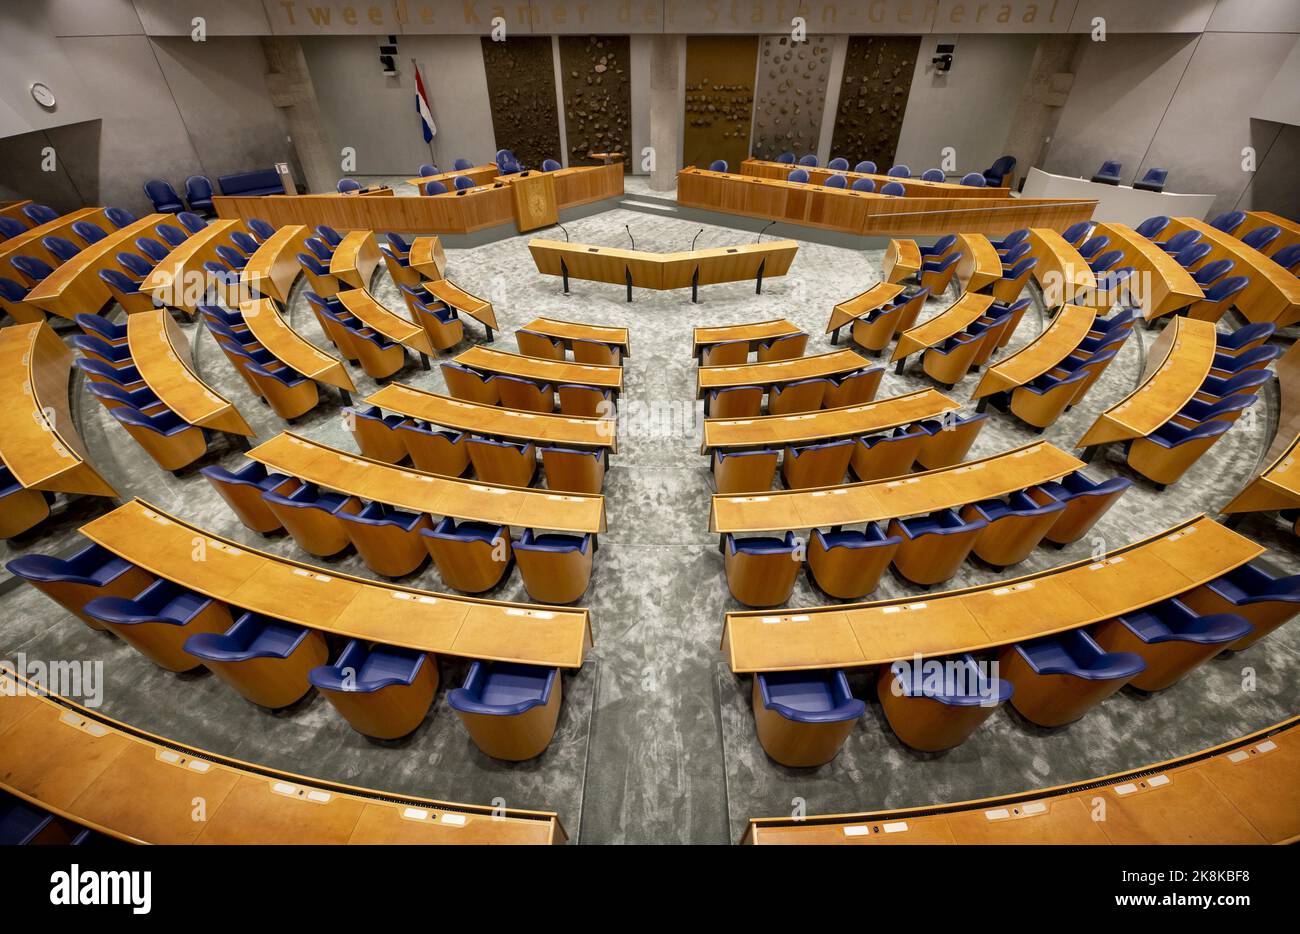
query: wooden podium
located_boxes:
[510,172,558,232]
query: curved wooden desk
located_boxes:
[368,383,616,452]
[23,214,169,319]
[0,208,108,276]
[882,239,921,284]
[743,716,1299,845]
[721,515,1262,673]
[740,158,1010,200]
[0,668,566,845]
[426,279,499,336]
[694,318,801,356]
[80,499,593,667]
[457,346,623,392]
[1222,340,1300,525]
[702,388,959,453]
[141,220,247,315]
[127,310,254,437]
[248,432,606,534]
[1163,217,1299,326]
[240,298,357,395]
[697,349,868,397]
[1026,227,1096,307]
[241,224,308,303]
[891,293,996,363]
[1093,222,1202,319]
[972,304,1096,400]
[825,284,905,340]
[1238,211,1299,255]
[521,316,630,358]
[409,235,447,280]
[955,233,1001,295]
[337,288,434,358]
[329,230,381,290]
[1076,316,1216,449]
[0,322,116,498]
[710,441,1081,534]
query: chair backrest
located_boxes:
[542,158,562,172]
[1078,235,1109,259]
[337,178,361,193]
[418,164,437,176]
[11,255,54,281]
[143,179,180,208]
[42,236,81,262]
[453,175,475,190]
[453,157,474,170]
[985,155,1015,179]
[248,219,276,240]
[117,250,152,278]
[1133,215,1170,238]
[0,217,27,239]
[886,164,910,177]
[708,159,727,172]
[215,245,245,269]
[921,168,945,182]
[787,169,810,184]
[1090,249,1123,273]
[305,237,332,261]
[71,221,107,244]
[827,157,850,171]
[1174,243,1212,268]
[959,172,986,186]
[1095,160,1121,177]
[157,224,187,247]
[177,211,207,233]
[1241,226,1280,251]
[799,154,819,166]
[1061,221,1093,245]
[104,207,137,229]
[424,180,448,195]
[851,177,875,192]
[135,238,169,262]
[824,174,848,189]
[854,160,876,174]
[23,204,59,225]
[184,175,214,201]
[98,268,136,293]
[879,181,906,196]
[1210,211,1246,233]
[1206,275,1251,303]
[776,152,796,164]
[1270,244,1300,273]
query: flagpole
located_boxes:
[413,58,439,172]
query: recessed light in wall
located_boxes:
[30,82,56,109]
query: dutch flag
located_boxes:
[415,64,436,143]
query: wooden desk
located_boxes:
[1163,217,1300,326]
[0,201,33,227]
[701,388,959,453]
[426,279,499,335]
[521,316,631,358]
[0,322,116,498]
[141,219,246,315]
[240,224,308,303]
[239,298,357,395]
[1223,341,1300,521]
[1238,210,1300,255]
[743,716,1298,845]
[368,383,616,452]
[1077,316,1216,449]
[405,164,500,190]
[329,230,381,290]
[248,432,605,534]
[892,293,996,362]
[710,441,1080,534]
[1094,222,1201,319]
[1026,227,1096,307]
[955,233,1002,295]
[409,236,447,280]
[80,500,594,668]
[882,239,921,284]
[127,310,254,437]
[694,318,802,356]
[0,669,566,845]
[741,158,1010,200]
[722,515,1261,673]
[972,304,1096,400]
[825,284,906,340]
[457,346,623,392]
[697,348,868,397]
[0,208,109,276]
[337,288,434,358]
[23,215,169,319]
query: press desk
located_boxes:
[426,279,499,335]
[710,440,1080,534]
[22,214,169,319]
[955,233,1002,295]
[1222,340,1300,522]
[127,310,254,437]
[336,288,434,358]
[0,669,567,845]
[248,432,606,534]
[701,388,959,453]
[697,348,868,396]
[0,322,117,498]
[1238,211,1300,255]
[368,383,617,452]
[694,318,802,356]
[329,230,381,290]
[141,219,246,315]
[1026,227,1096,306]
[1163,217,1300,326]
[80,500,594,668]
[892,293,996,362]
[239,298,357,394]
[0,208,109,275]
[825,284,906,339]
[457,345,623,392]
[722,515,1261,673]
[409,236,447,280]
[882,239,921,283]
[971,304,1096,400]
[1076,316,1216,449]
[743,716,1298,845]
[240,224,308,303]
[1093,222,1202,318]
[521,316,631,357]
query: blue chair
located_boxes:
[310,640,438,739]
[513,529,594,604]
[1270,244,1300,273]
[982,155,1016,187]
[305,225,340,250]
[115,251,152,280]
[248,218,276,241]
[959,172,986,186]
[338,502,433,579]
[184,175,215,213]
[1000,240,1031,265]
[1210,211,1246,234]
[781,438,854,489]
[851,425,927,480]
[920,168,945,182]
[75,313,128,345]
[71,221,108,244]
[453,175,475,191]
[806,524,901,599]
[71,333,132,367]
[1090,160,1122,185]
[109,406,209,471]
[22,204,59,225]
[453,157,474,171]
[420,517,511,592]
[879,653,1012,750]
[1036,472,1132,544]
[1089,249,1123,274]
[5,543,152,631]
[787,169,810,184]
[75,356,146,390]
[879,181,906,196]
[1134,215,1170,239]
[1133,167,1167,192]
[723,532,801,607]
[1192,258,1235,287]
[386,233,413,258]
[227,231,258,257]
[827,157,850,171]
[1197,368,1270,400]
[1241,226,1280,253]
[448,661,562,760]
[799,154,819,166]
[541,159,562,172]
[84,579,232,672]
[345,404,407,463]
[157,224,187,248]
[10,255,54,284]
[1217,322,1274,355]
[1175,393,1256,428]
[1095,598,1252,691]
[417,164,438,177]
[1210,343,1279,376]
[495,149,522,174]
[1001,630,1145,726]
[0,217,26,239]
[850,177,875,193]
[711,447,779,495]
[184,612,328,708]
[305,237,333,262]
[104,207,137,229]
[262,482,357,557]
[991,229,1029,253]
[886,164,910,177]
[337,178,361,193]
[135,237,170,263]
[215,245,248,272]
[1188,275,1250,323]
[0,277,30,321]
[707,159,727,172]
[424,181,448,195]
[1154,229,1200,254]
[200,461,289,533]
[888,508,987,585]
[1179,564,1300,652]
[963,489,1066,567]
[1061,221,1094,246]
[776,152,796,164]
[854,160,877,174]
[1128,419,1231,487]
[1174,242,1212,268]
[824,174,848,189]
[1077,235,1109,260]
[143,180,184,214]
[752,668,865,766]
[41,236,81,263]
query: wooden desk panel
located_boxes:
[509,172,558,231]
[882,239,921,284]
[127,310,254,436]
[825,284,906,335]
[1198,727,1300,843]
[0,322,117,498]
[972,304,1095,399]
[239,298,356,392]
[247,432,605,534]
[368,383,616,451]
[722,515,1261,673]
[426,279,499,332]
[521,316,631,356]
[0,208,108,274]
[693,318,801,352]
[892,293,996,361]
[337,288,433,357]
[79,500,593,668]
[329,230,381,290]
[528,239,797,293]
[709,441,1080,533]
[409,236,447,280]
[23,214,169,319]
[702,388,959,452]
[1239,211,1300,256]
[1164,217,1300,326]
[697,348,867,396]
[141,219,247,314]
[955,233,1002,295]
[1026,227,1096,306]
[457,346,623,391]
[1077,316,1216,448]
[1094,222,1202,319]
[1223,340,1300,518]
[241,224,308,303]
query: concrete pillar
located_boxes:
[1000,37,1083,190]
[261,37,336,195]
[649,35,681,191]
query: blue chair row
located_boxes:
[144,176,215,215]
[0,789,103,845]
[303,291,409,380]
[440,359,613,418]
[200,305,323,420]
[705,365,882,420]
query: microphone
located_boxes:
[554,222,571,243]
[755,221,776,244]
[625,224,636,250]
[690,228,704,251]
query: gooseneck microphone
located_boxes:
[755,221,776,244]
[690,228,704,251]
[625,224,636,250]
